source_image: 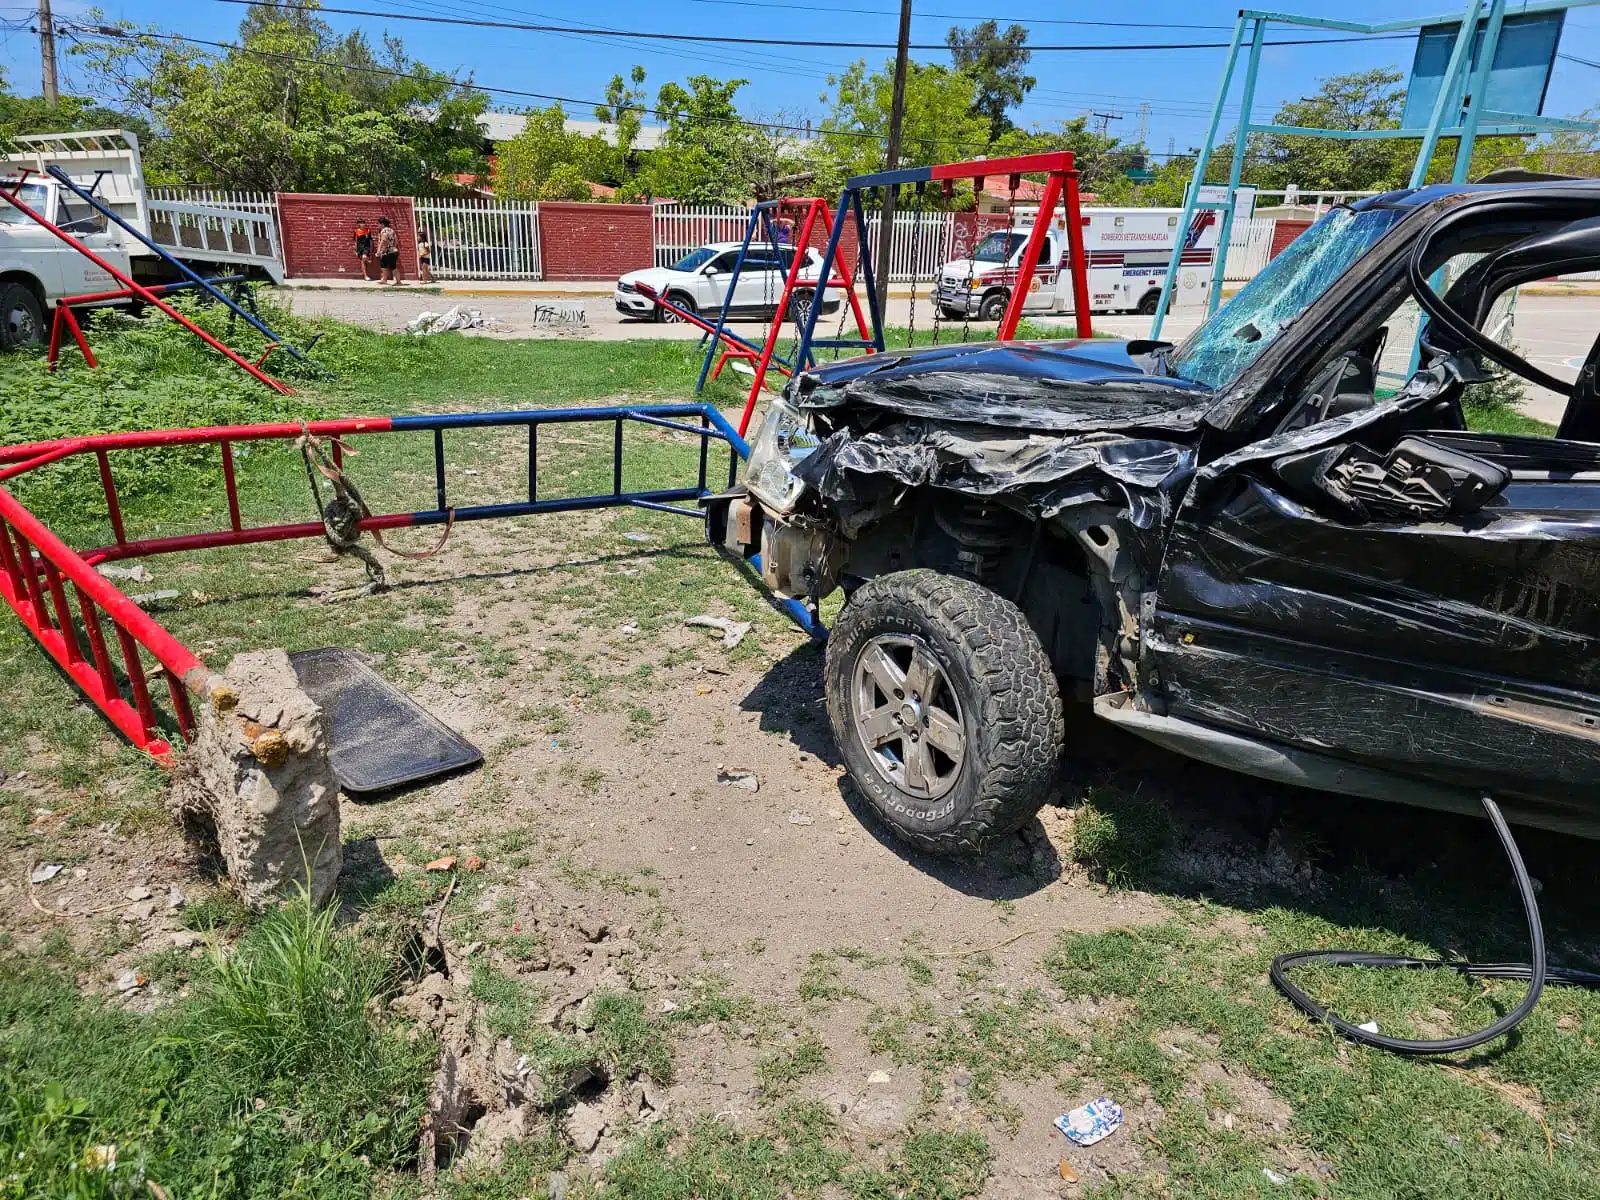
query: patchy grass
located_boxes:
[0,891,433,1197]
[594,1104,991,1199]
[1069,785,1177,888]
[755,1030,828,1094]
[1044,907,1600,1196]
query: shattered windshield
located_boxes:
[1169,206,1405,390]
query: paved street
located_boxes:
[280,285,1595,426]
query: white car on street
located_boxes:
[615,242,840,326]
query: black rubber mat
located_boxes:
[290,648,482,793]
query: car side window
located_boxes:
[706,252,737,274]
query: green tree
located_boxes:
[990,117,1139,200]
[1248,68,1412,191]
[592,65,649,196]
[70,2,486,193]
[945,20,1035,141]
[810,58,989,194]
[649,74,765,203]
[491,104,599,200]
[0,68,146,145]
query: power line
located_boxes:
[64,20,992,149]
[216,0,1415,53]
[64,19,1228,163]
[674,0,1236,28]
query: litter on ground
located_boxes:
[406,306,497,335]
[686,614,752,649]
[1056,1098,1124,1146]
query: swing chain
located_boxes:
[905,181,926,349]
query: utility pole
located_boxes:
[1090,111,1122,139]
[873,0,912,316]
[38,0,60,105]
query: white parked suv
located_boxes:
[615,242,841,326]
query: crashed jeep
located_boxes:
[709,183,1600,855]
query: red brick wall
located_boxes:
[278,194,417,280]
[537,202,654,281]
[1269,219,1313,260]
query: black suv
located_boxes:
[715,183,1600,854]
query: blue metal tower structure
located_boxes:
[1152,1,1600,339]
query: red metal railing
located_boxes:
[0,487,202,754]
[0,405,746,758]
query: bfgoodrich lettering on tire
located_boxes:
[825,570,1064,856]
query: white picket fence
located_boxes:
[652,202,750,268]
[1224,218,1278,282]
[414,197,542,280]
[147,187,278,221]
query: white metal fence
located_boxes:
[1224,218,1278,282]
[147,187,278,221]
[652,202,750,268]
[414,197,542,280]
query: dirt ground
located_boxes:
[1,437,1177,1196]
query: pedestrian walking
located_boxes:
[376,217,402,285]
[354,219,375,280]
[417,227,434,284]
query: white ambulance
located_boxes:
[931,206,1221,321]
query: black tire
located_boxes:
[825,570,1065,856]
[977,290,1008,322]
[939,304,966,320]
[788,288,815,328]
[656,292,697,324]
[1136,289,1162,316]
[0,282,45,350]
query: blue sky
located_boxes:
[3,0,1599,160]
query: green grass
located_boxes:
[1070,785,1178,888]
[755,1030,828,1094]
[1044,910,1600,1198]
[0,890,434,1198]
[593,1105,991,1200]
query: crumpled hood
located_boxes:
[792,338,1214,433]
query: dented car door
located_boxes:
[1151,403,1600,834]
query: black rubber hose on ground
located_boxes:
[1270,794,1600,1057]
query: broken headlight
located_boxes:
[745,395,821,513]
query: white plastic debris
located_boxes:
[1357,1020,1380,1034]
[1263,1168,1289,1186]
[686,614,752,649]
[717,769,759,792]
[1056,1097,1123,1146]
[406,306,497,335]
[30,863,62,884]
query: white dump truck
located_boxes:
[933,205,1222,320]
[0,130,283,349]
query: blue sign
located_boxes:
[1400,11,1566,130]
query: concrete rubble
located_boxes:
[170,649,342,908]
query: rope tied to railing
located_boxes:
[297,426,454,596]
